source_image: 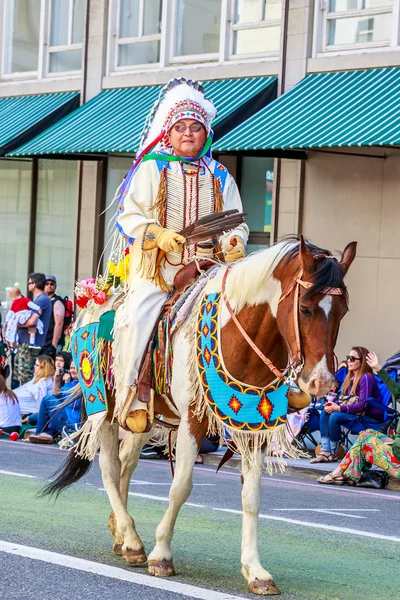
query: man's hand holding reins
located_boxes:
[224,235,245,262]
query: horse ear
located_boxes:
[340,241,357,275]
[299,236,315,274]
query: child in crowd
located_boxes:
[0,374,21,435]
[3,287,43,349]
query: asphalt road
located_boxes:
[1,438,400,600]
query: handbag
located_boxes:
[356,469,390,489]
[337,393,359,407]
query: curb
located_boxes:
[200,452,400,492]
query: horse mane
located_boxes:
[225,237,348,312]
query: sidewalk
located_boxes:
[201,447,400,492]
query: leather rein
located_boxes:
[221,257,345,382]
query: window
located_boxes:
[173,0,222,59]
[322,0,393,50]
[34,160,78,298]
[231,0,282,56]
[3,0,42,74]
[108,0,282,73]
[0,161,32,314]
[48,0,84,73]
[115,0,163,68]
[239,156,273,252]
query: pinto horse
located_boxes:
[45,237,356,596]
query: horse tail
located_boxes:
[39,442,93,499]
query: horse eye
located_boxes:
[300,306,312,317]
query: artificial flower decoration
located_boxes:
[74,247,131,309]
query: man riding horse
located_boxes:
[113,78,249,434]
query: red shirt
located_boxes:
[10,296,31,313]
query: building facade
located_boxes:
[0,0,399,360]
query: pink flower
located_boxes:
[79,278,96,292]
[92,291,107,305]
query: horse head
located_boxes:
[275,237,357,397]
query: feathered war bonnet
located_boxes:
[138,77,217,157]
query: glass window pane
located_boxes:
[103,157,134,263]
[143,0,162,35]
[233,26,280,53]
[327,14,392,45]
[119,0,140,38]
[235,0,260,23]
[72,0,84,43]
[50,0,69,46]
[363,0,393,7]
[0,162,32,315]
[34,160,77,299]
[240,157,274,249]
[117,40,160,66]
[328,0,358,12]
[4,0,41,73]
[264,0,282,20]
[49,49,82,72]
[175,0,221,57]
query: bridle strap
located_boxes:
[221,267,285,380]
[221,264,345,382]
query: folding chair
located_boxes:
[340,370,400,451]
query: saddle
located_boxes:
[136,259,215,405]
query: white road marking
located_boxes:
[213,508,400,543]
[130,480,214,487]
[0,540,248,600]
[108,490,400,543]
[0,469,36,479]
[272,508,380,519]
[265,476,400,500]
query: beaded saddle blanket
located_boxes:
[196,292,289,432]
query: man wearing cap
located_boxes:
[41,275,65,358]
[111,78,249,434]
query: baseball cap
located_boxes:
[46,275,57,284]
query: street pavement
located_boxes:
[1,438,400,600]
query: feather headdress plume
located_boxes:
[139,77,217,154]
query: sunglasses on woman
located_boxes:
[346,355,361,363]
[173,123,203,133]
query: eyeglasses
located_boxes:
[27,281,33,285]
[173,123,203,133]
[346,355,361,363]
[45,282,56,286]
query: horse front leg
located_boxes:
[147,414,208,577]
[108,429,152,558]
[99,421,147,564]
[241,452,280,596]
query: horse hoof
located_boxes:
[249,579,281,596]
[148,559,175,577]
[113,542,123,556]
[123,547,147,564]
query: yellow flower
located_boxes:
[107,260,117,275]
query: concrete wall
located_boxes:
[302,151,400,361]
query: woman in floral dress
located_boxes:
[318,352,400,485]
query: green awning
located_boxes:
[0,92,79,156]
[8,77,276,157]
[214,67,400,152]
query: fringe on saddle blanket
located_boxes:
[185,296,307,475]
[66,266,220,461]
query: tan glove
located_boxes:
[224,235,245,262]
[155,227,186,253]
[142,224,185,253]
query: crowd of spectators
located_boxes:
[0,273,80,444]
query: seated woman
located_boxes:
[0,374,21,435]
[27,361,81,444]
[310,346,382,463]
[15,355,55,419]
[318,352,400,485]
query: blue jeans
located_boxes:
[32,394,69,436]
[320,409,378,453]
